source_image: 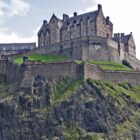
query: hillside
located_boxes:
[0,76,140,140]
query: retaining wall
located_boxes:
[84,63,140,85]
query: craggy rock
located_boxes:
[0,77,140,140]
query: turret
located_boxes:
[98,4,102,11]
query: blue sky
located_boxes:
[0,0,140,59]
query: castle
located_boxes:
[1,4,140,87]
[37,4,140,70]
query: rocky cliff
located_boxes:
[0,76,140,140]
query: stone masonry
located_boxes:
[37,4,140,70]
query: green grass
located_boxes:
[63,122,104,140]
[15,54,69,64]
[51,78,84,105]
[87,79,140,103]
[89,61,133,71]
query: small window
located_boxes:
[68,25,70,31]
[84,32,86,36]
[73,20,77,24]
[46,32,49,37]
[71,35,74,39]
[74,24,76,30]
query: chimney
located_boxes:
[121,33,125,37]
[63,14,69,21]
[43,20,47,25]
[106,16,110,21]
[114,33,120,38]
[74,12,77,17]
[98,4,102,10]
[114,33,118,38]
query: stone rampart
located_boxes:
[84,63,140,85]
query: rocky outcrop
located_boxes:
[0,76,140,140]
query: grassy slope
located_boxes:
[15,54,68,64]
[89,60,133,71]
[15,54,132,71]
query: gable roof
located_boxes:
[62,10,98,29]
[49,14,62,23]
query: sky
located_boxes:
[0,0,140,59]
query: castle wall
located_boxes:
[82,37,120,62]
[21,61,83,85]
[0,60,24,84]
[24,36,121,63]
[0,60,6,75]
[84,63,140,85]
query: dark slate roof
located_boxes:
[0,43,36,51]
[120,35,131,45]
[38,23,49,36]
[62,10,98,28]
[113,34,131,45]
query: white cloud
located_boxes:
[0,0,32,44]
[0,29,36,43]
[0,0,30,21]
[10,0,30,16]
[0,26,39,43]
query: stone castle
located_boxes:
[0,4,140,87]
[37,4,140,70]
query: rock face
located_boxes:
[0,76,140,140]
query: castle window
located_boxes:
[67,22,70,25]
[71,35,74,39]
[60,45,63,54]
[68,25,70,31]
[80,18,83,22]
[107,34,109,38]
[84,32,86,36]
[46,31,49,37]
[74,24,77,30]
[41,42,44,47]
[73,20,77,24]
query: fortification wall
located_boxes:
[0,60,24,84]
[84,63,140,85]
[22,61,83,85]
[6,61,25,84]
[25,38,83,60]
[23,36,121,63]
[0,60,6,74]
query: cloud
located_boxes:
[78,0,97,14]
[10,0,30,16]
[0,0,30,26]
[0,0,32,43]
[0,28,37,43]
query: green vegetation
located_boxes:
[15,54,68,64]
[89,60,133,71]
[51,78,84,105]
[74,60,83,65]
[87,79,140,103]
[63,122,104,140]
[0,83,18,101]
